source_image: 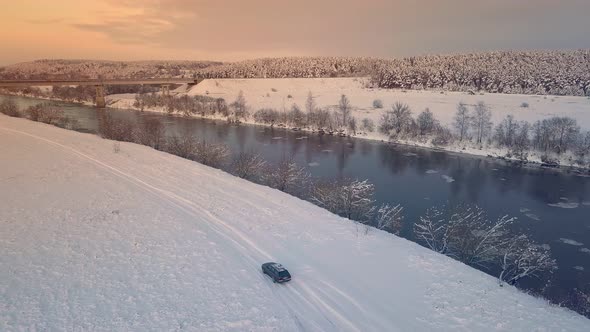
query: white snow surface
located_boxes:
[1,115,588,331]
[185,77,590,129]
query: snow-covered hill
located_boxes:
[1,114,588,331]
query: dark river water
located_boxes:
[2,95,590,299]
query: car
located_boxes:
[261,262,291,283]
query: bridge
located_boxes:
[0,78,203,108]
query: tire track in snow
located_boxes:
[1,127,362,332]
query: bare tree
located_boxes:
[495,114,519,147]
[264,154,310,193]
[253,108,280,125]
[338,94,352,127]
[312,178,375,222]
[194,141,230,168]
[551,116,580,154]
[454,102,470,141]
[231,150,266,179]
[361,118,375,132]
[472,101,492,144]
[446,207,515,268]
[348,117,357,135]
[574,131,590,165]
[498,234,557,285]
[414,206,450,253]
[305,91,316,114]
[314,108,331,129]
[230,90,248,121]
[375,203,404,235]
[97,111,137,142]
[0,99,20,117]
[416,204,516,269]
[288,104,306,127]
[379,102,412,137]
[165,131,198,159]
[137,118,165,150]
[216,98,229,117]
[511,121,531,160]
[416,108,437,136]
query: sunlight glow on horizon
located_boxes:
[1,0,589,65]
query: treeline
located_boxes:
[193,51,590,96]
[0,59,222,80]
[0,99,80,130]
[375,100,590,168]
[135,91,590,168]
[3,51,590,96]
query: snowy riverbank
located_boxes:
[1,114,589,331]
[104,77,590,170]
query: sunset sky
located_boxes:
[1,0,589,65]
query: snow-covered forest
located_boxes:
[193,51,590,96]
[2,50,590,96]
[0,59,221,80]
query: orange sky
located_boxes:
[1,0,589,65]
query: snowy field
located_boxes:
[186,77,590,130]
[1,114,589,331]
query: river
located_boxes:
[2,94,589,300]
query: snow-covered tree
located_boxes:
[0,99,19,116]
[414,206,450,254]
[312,178,375,222]
[137,118,165,150]
[264,155,309,193]
[511,121,531,160]
[165,131,198,159]
[375,203,404,235]
[495,114,519,148]
[379,102,412,137]
[446,207,515,268]
[361,118,375,133]
[471,101,492,144]
[551,117,580,154]
[416,108,437,136]
[348,117,357,135]
[230,90,248,121]
[338,94,352,127]
[416,204,517,269]
[194,141,230,168]
[288,104,306,127]
[231,150,266,179]
[498,235,557,285]
[305,91,316,114]
[454,102,470,141]
[573,131,590,164]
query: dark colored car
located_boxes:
[261,262,291,283]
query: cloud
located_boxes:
[72,15,176,44]
[70,0,590,57]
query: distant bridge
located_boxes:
[0,78,203,108]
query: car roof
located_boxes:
[271,263,287,271]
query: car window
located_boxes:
[279,271,290,278]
